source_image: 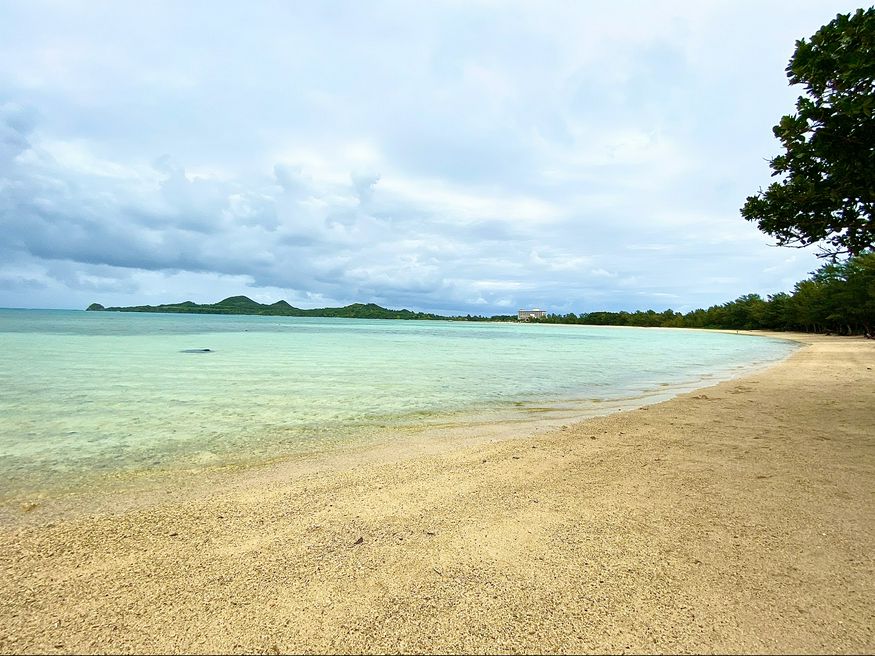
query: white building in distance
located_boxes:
[518,308,546,321]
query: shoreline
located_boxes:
[1,332,873,653]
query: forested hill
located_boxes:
[86,296,446,320]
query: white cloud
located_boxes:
[0,0,846,313]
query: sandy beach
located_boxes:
[1,332,873,654]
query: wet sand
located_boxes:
[1,333,873,653]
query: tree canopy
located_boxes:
[741,8,875,257]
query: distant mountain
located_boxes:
[86,297,448,320]
[214,295,262,309]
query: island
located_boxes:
[87,295,455,320]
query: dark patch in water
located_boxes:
[180,348,213,353]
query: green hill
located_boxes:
[215,296,262,308]
[87,297,446,320]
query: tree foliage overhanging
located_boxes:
[529,252,875,335]
[741,8,875,257]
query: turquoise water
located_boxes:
[0,309,796,500]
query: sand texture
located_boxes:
[1,334,873,654]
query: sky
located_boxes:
[0,0,860,314]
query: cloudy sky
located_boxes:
[0,1,857,314]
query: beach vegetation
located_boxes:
[741,8,874,258]
[530,252,875,335]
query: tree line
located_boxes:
[90,253,874,334]
[528,252,875,335]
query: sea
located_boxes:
[0,309,797,504]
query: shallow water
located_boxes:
[0,309,796,500]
